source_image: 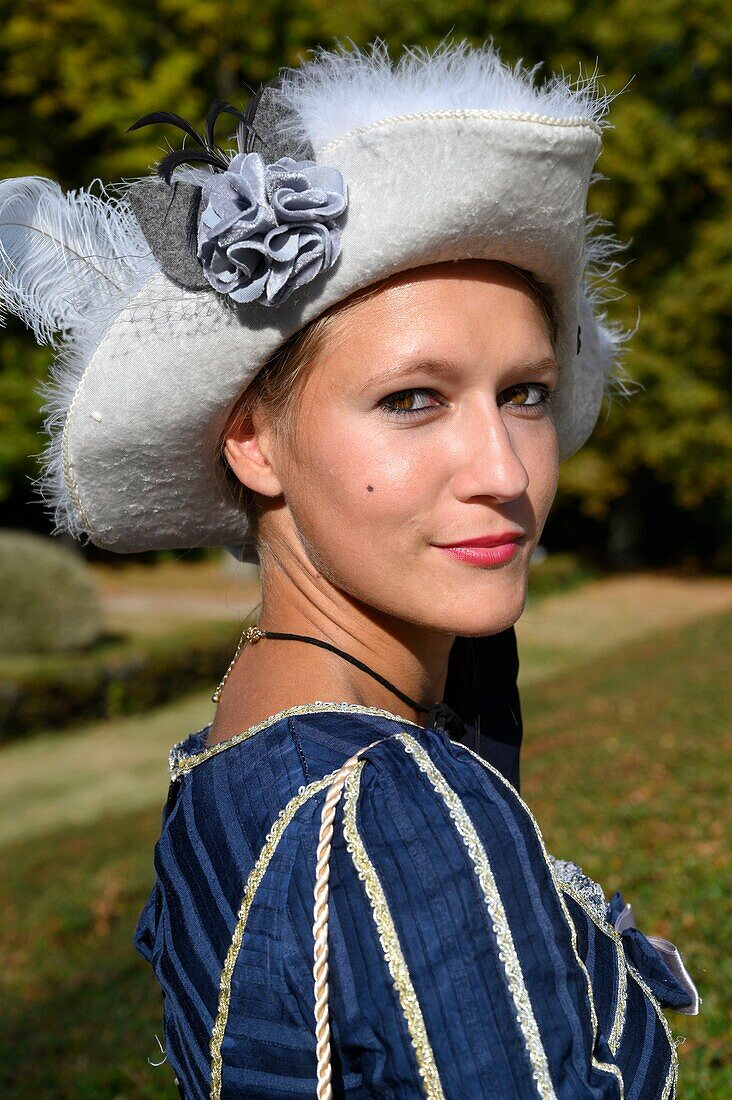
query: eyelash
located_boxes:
[378,383,560,419]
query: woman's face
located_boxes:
[242,260,560,637]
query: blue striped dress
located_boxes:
[134,703,696,1098]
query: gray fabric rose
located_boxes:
[197,152,347,306]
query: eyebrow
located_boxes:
[361,355,560,392]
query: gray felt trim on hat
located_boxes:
[127,178,208,290]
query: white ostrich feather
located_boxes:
[581,208,641,405]
[0,175,155,344]
[275,37,621,154]
[0,175,159,536]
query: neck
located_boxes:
[258,552,454,709]
[215,545,455,732]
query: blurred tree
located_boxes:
[0,0,729,566]
[0,318,49,509]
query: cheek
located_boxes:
[300,413,435,523]
[284,413,436,594]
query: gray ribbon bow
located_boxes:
[610,894,701,1014]
[197,152,347,306]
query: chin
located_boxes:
[452,607,524,637]
[420,586,528,639]
[419,546,531,629]
[441,569,529,633]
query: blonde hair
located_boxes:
[218,261,558,549]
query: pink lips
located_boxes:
[435,530,524,567]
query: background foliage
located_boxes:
[1,0,729,567]
[0,529,103,654]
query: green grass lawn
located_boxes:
[0,609,729,1098]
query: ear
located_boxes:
[223,409,284,499]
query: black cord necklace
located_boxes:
[212,625,472,742]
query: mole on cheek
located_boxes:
[366,485,374,492]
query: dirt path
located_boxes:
[95,561,261,632]
[515,572,732,685]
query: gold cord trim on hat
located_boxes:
[169,702,422,780]
[318,107,603,156]
[458,741,628,1096]
[394,732,559,1099]
[342,760,445,1099]
[209,768,338,1100]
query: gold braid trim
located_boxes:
[609,937,629,1057]
[209,769,338,1100]
[626,962,678,1100]
[554,881,628,1056]
[395,733,558,1100]
[171,702,421,780]
[342,760,445,1099]
[460,742,627,1098]
[559,881,678,1098]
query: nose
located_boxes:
[450,400,530,503]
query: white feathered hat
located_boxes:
[0,38,633,564]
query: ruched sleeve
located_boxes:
[284,727,676,1098]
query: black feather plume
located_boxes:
[201,100,226,152]
[236,86,266,153]
[155,148,231,184]
[127,110,206,148]
[127,98,258,185]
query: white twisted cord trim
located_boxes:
[313,739,385,1099]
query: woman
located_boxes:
[0,37,699,1099]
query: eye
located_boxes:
[500,382,559,414]
[378,388,444,419]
